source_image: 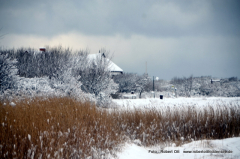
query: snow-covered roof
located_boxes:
[88,53,123,72]
[211,79,221,82]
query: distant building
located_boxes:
[88,53,123,75]
[211,79,221,84]
[39,47,46,52]
[123,94,137,99]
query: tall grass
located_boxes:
[0,97,123,158]
[115,103,240,147]
[1,97,240,158]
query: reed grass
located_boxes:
[1,97,239,158]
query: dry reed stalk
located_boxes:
[1,97,240,158]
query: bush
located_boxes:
[0,53,18,93]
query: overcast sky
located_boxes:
[0,0,239,80]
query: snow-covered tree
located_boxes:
[96,78,118,107]
[12,46,70,78]
[135,73,149,98]
[80,54,108,95]
[0,53,18,93]
[50,68,83,98]
[77,52,119,106]
[113,73,137,93]
[170,75,195,97]
[113,73,149,98]
[68,49,89,78]
[183,75,193,97]
[16,76,55,97]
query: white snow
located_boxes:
[113,97,240,109]
[118,137,240,159]
[88,53,123,72]
[28,134,31,141]
[9,102,16,107]
[114,97,240,158]
[108,59,123,72]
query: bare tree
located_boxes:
[135,73,149,98]
[113,73,137,93]
[113,73,149,98]
[170,75,193,97]
[183,75,193,97]
[10,46,71,78]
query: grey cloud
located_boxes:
[1,0,239,37]
[209,0,240,37]
[1,0,239,80]
[116,35,240,80]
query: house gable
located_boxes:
[88,53,123,75]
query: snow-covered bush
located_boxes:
[16,76,55,97]
[1,47,120,105]
[50,68,94,101]
[0,53,18,94]
[15,73,93,102]
[96,78,118,107]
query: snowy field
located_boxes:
[113,97,240,159]
[118,137,240,159]
[113,97,240,109]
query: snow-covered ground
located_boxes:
[118,137,240,159]
[113,97,240,109]
[113,97,240,158]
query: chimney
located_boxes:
[39,47,46,52]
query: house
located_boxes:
[88,52,123,75]
[123,94,137,99]
[211,79,221,84]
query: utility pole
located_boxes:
[175,87,177,98]
[153,76,155,98]
[145,61,148,75]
